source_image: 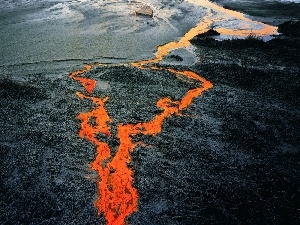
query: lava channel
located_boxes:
[70,62,212,225]
[68,2,277,223]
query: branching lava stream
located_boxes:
[70,61,212,225]
[69,3,276,224]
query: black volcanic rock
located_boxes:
[167,54,183,61]
[190,29,220,44]
[278,20,300,37]
[0,78,46,101]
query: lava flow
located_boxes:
[69,64,97,93]
[69,2,277,224]
[70,61,212,225]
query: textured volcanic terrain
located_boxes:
[1,0,300,225]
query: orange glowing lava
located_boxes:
[71,63,212,225]
[69,64,96,93]
[186,0,277,37]
[69,1,277,224]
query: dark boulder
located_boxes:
[278,20,300,37]
[167,54,183,61]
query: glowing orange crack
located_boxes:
[69,64,96,93]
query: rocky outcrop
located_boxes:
[135,5,153,17]
[189,29,220,44]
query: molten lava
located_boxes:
[70,62,212,225]
[69,64,96,93]
[69,1,277,224]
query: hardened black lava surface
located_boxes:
[1,27,300,224]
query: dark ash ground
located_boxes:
[211,0,300,25]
